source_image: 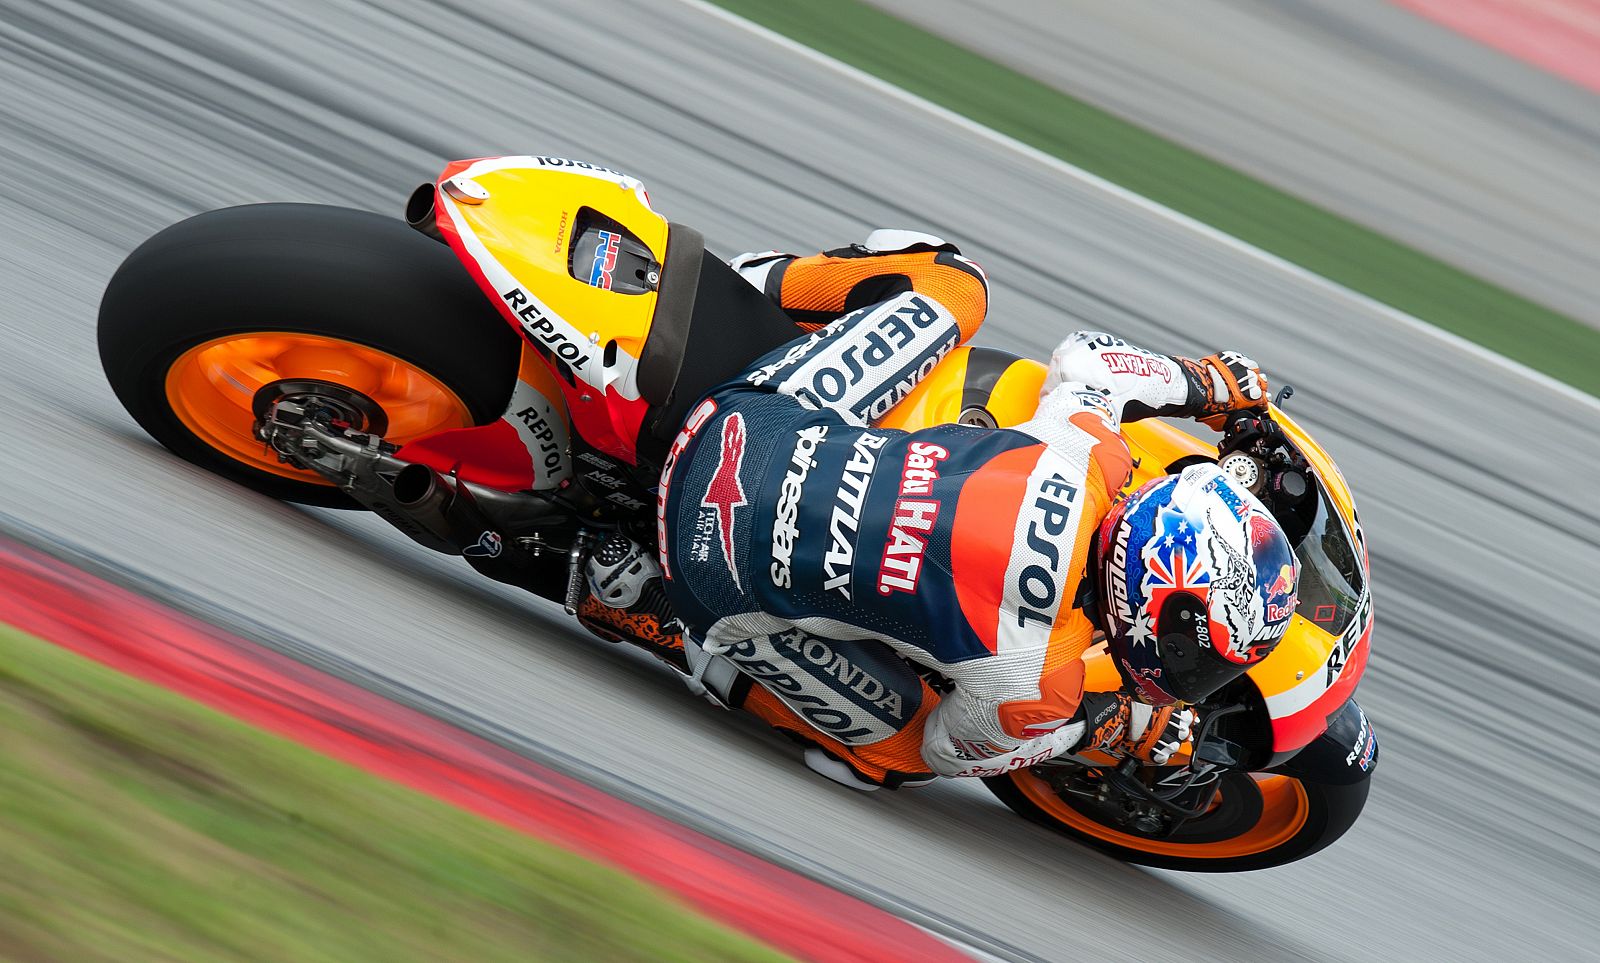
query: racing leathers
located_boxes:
[659,294,1265,785]
[577,230,989,660]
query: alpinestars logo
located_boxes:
[701,413,749,588]
[877,441,948,595]
[770,424,828,589]
[822,432,887,600]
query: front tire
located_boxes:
[99,204,520,507]
[986,766,1369,872]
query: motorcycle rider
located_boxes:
[654,294,1298,789]
[426,158,1294,787]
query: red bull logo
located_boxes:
[1265,563,1296,623]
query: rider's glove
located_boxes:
[1181,350,1270,429]
[1076,691,1195,766]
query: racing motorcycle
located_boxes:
[98,155,1376,872]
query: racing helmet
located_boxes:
[1096,463,1299,706]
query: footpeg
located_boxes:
[563,529,594,615]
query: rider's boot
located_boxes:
[576,532,685,670]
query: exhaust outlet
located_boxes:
[384,463,505,557]
[404,182,445,242]
[392,461,441,508]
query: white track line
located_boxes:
[675,0,1600,414]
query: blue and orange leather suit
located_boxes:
[659,264,1209,784]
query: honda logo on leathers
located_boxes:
[719,629,910,745]
[773,629,905,722]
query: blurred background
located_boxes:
[1,1,1597,960]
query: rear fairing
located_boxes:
[429,156,659,461]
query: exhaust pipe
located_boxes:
[404,182,445,243]
[387,464,571,558]
[258,405,571,576]
[385,463,502,556]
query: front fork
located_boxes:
[1034,696,1376,838]
[1036,704,1250,837]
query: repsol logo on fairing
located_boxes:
[501,287,587,369]
[770,424,828,589]
[1324,592,1373,686]
[531,156,627,177]
[515,406,565,477]
[1014,473,1080,629]
[822,432,887,599]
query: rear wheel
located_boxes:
[99,204,520,507]
[985,765,1370,872]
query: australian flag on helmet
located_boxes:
[1099,464,1297,705]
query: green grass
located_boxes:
[0,625,790,963]
[709,0,1600,396]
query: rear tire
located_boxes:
[99,204,520,507]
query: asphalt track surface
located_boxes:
[869,0,1600,330]
[1,1,1597,960]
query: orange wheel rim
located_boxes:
[164,333,473,484]
[1013,769,1311,860]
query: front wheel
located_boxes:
[986,765,1370,872]
[99,204,521,507]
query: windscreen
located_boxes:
[1292,484,1366,637]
